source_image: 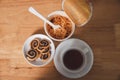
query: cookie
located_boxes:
[40,51,51,61]
[31,38,40,49]
[26,49,39,61]
[39,39,50,48]
[42,47,50,53]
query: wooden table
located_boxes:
[0,0,120,80]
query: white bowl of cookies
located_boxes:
[23,34,55,67]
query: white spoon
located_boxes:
[28,7,60,30]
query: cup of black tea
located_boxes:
[60,46,88,73]
[54,39,93,79]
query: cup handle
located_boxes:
[83,48,89,54]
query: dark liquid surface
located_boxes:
[63,49,84,70]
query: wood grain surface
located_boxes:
[0,0,120,80]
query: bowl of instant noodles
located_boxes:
[44,11,75,41]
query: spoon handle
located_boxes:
[28,7,56,28]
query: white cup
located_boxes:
[60,46,88,73]
[54,39,94,78]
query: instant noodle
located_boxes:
[46,15,72,39]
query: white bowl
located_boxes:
[44,11,75,41]
[22,34,55,67]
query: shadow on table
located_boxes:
[32,28,45,35]
[72,24,115,49]
[35,61,99,80]
[35,62,76,80]
[118,75,120,80]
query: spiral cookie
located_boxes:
[40,52,51,61]
[26,38,51,62]
[37,44,45,53]
[42,47,50,53]
[26,49,39,61]
[31,38,40,49]
[39,39,50,48]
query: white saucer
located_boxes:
[54,39,94,78]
